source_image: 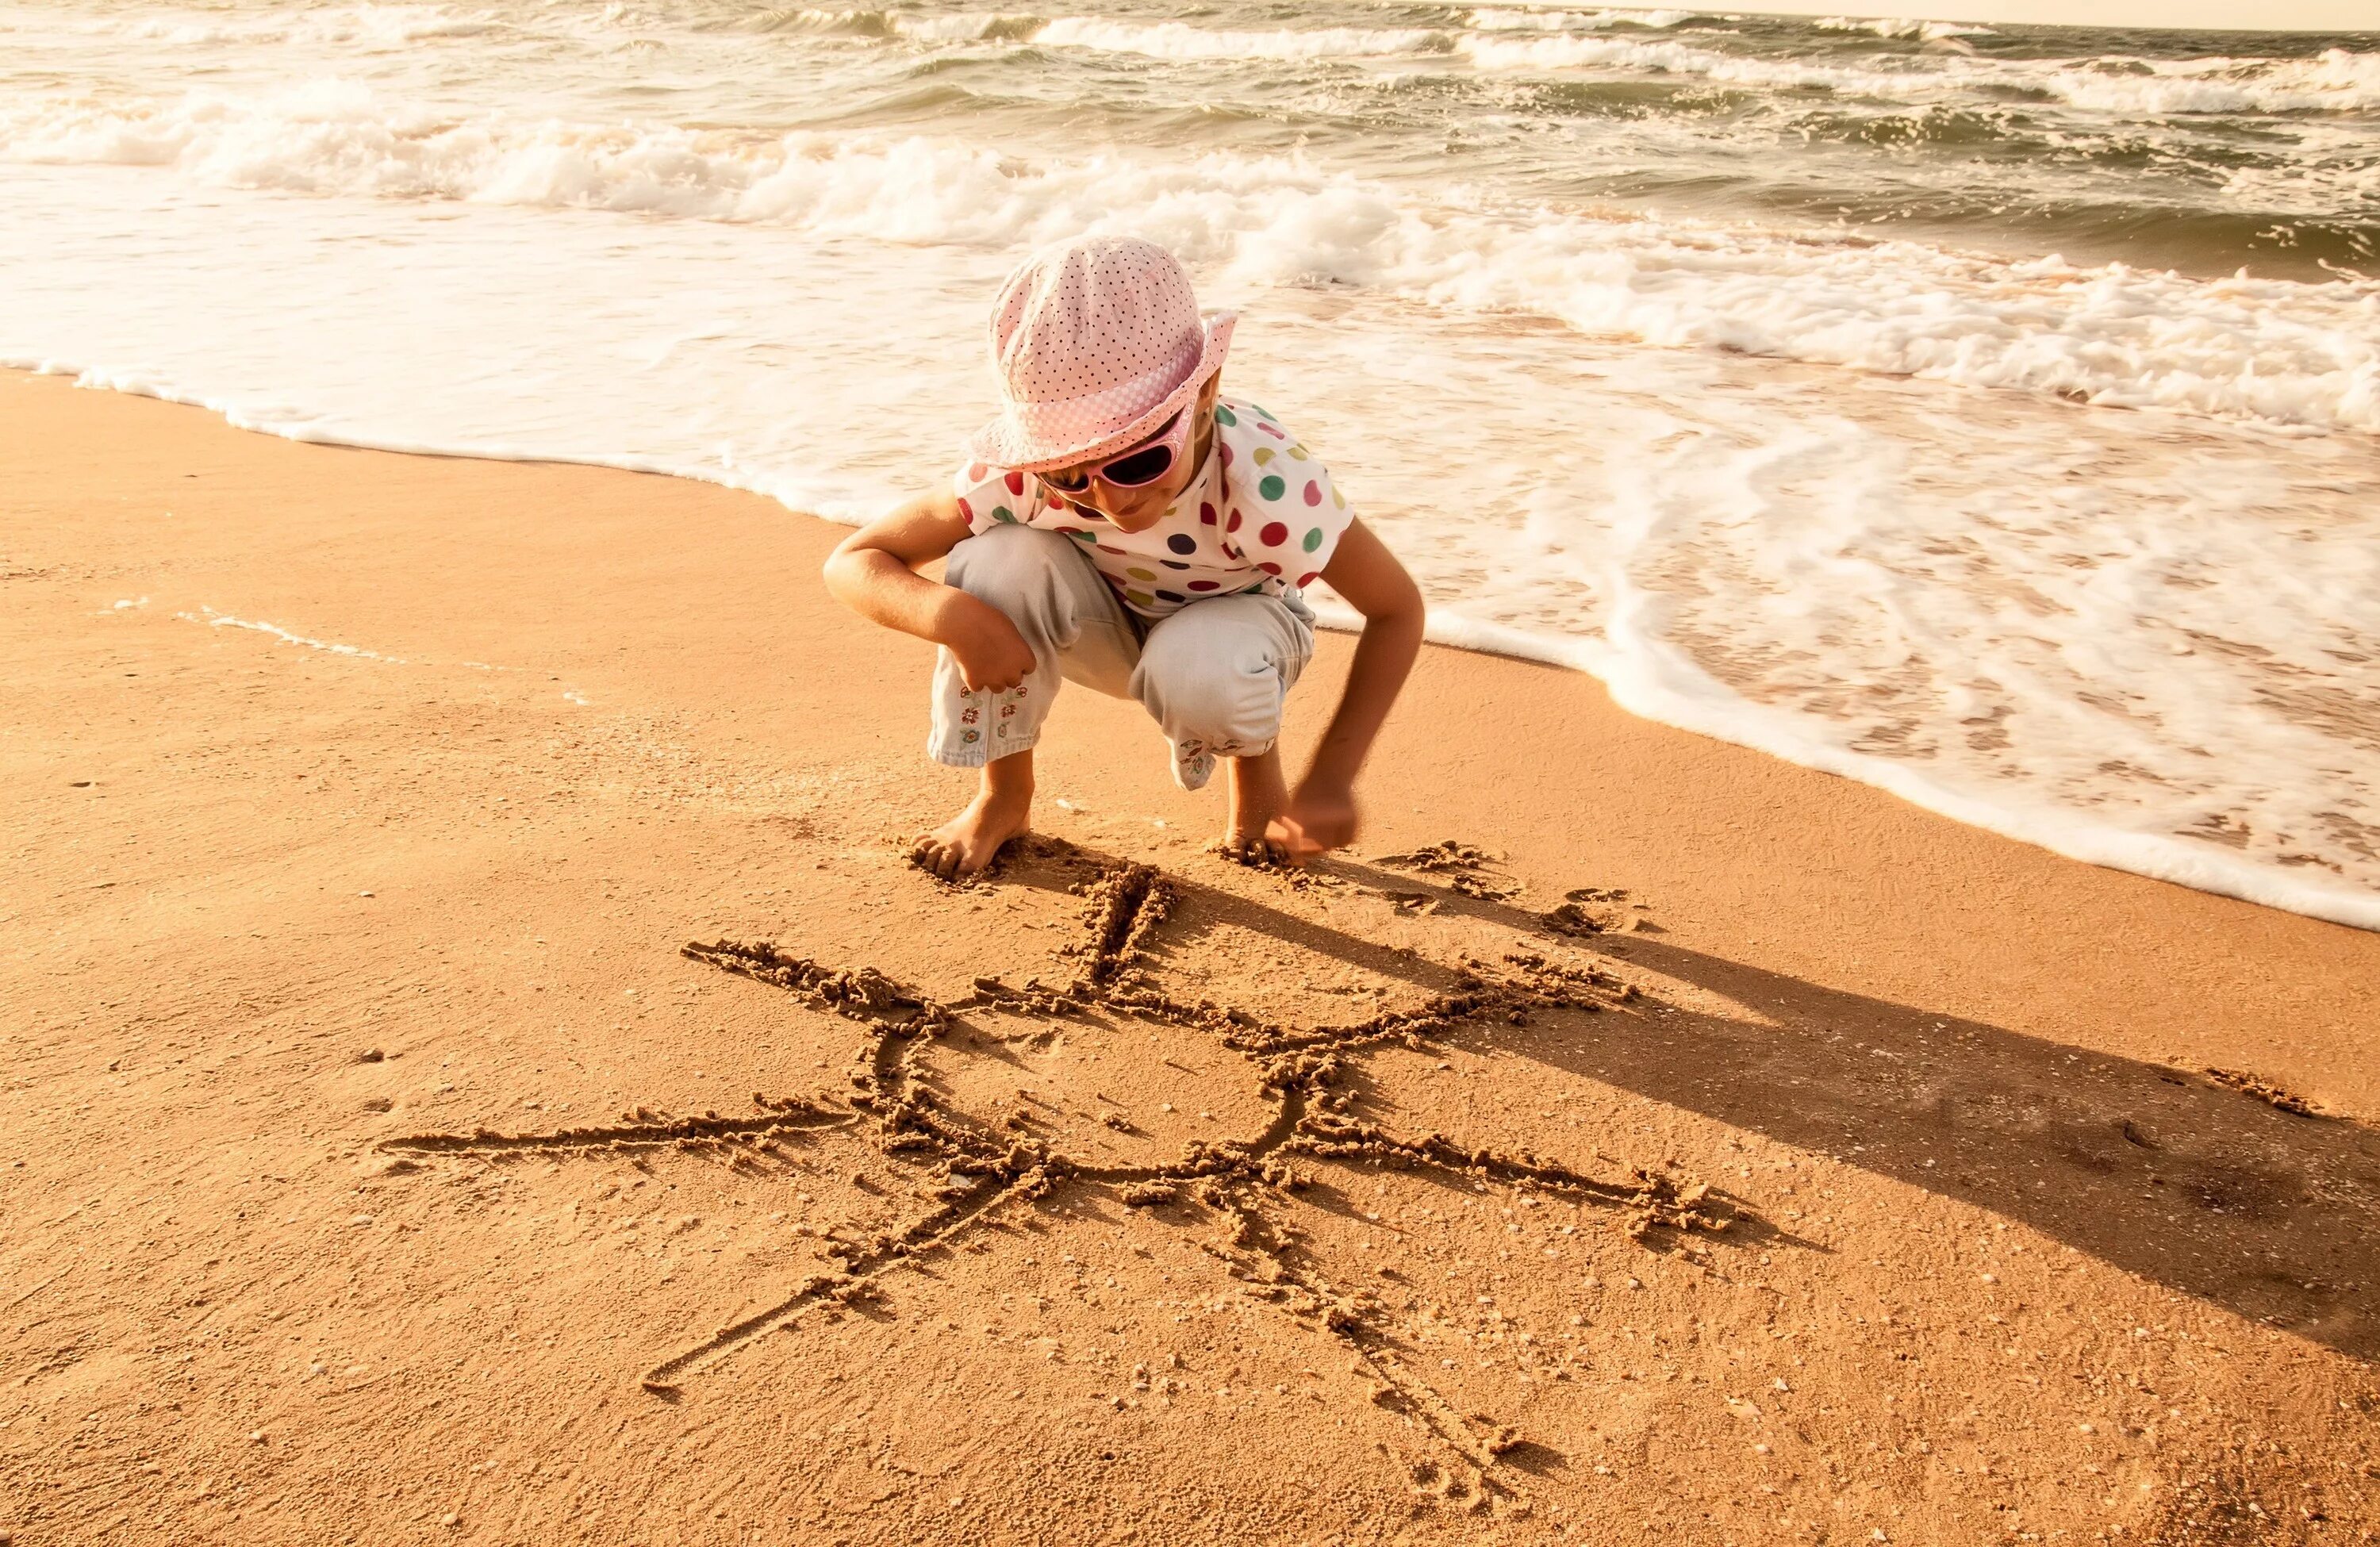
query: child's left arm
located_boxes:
[1270,516,1426,861]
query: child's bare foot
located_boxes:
[913,754,1034,881]
[1218,748,1290,866]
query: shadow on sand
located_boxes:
[1003,843,2379,1362]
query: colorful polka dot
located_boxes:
[954,397,1353,624]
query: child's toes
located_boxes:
[1219,835,1273,869]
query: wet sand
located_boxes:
[4,367,2375,1543]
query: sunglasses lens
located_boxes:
[1100,443,1173,488]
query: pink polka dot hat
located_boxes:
[969,235,1236,474]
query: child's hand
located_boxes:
[946,601,1037,693]
[1269,781,1360,862]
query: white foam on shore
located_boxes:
[1370,611,2380,935]
[47,355,862,513]
[1313,558,2380,938]
[1034,17,1449,60]
[6,91,2377,438]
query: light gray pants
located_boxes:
[929,524,1314,791]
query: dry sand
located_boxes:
[4,367,2377,1545]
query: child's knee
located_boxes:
[944,524,1074,614]
[1137,627,1288,750]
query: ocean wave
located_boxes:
[720,2,2378,124]
[6,85,2374,435]
[2040,48,2380,116]
[894,10,1046,41]
[1453,29,2380,115]
[1467,7,1702,31]
[1031,17,1449,61]
[106,2,511,48]
[758,9,2380,121]
[1812,14,1994,40]
[1452,30,1950,91]
[738,7,1039,40]
[56,0,2380,127]
[718,5,2380,122]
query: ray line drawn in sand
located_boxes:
[381,854,1745,1499]
[378,1101,853,1157]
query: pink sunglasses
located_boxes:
[1042,407,1192,495]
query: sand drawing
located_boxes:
[380,850,1741,1496]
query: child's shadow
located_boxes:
[998,840,2380,1361]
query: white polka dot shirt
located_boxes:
[952,397,1353,620]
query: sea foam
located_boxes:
[1033,17,1449,60]
[6,87,2377,437]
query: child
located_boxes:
[823,235,1425,878]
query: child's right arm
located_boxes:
[821,492,1038,693]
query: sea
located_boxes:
[3,0,2375,927]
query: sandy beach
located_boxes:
[4,365,2377,1542]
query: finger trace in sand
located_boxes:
[376,847,1741,1491]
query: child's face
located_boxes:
[1050,377,1219,534]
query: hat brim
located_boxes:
[969,311,1236,474]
